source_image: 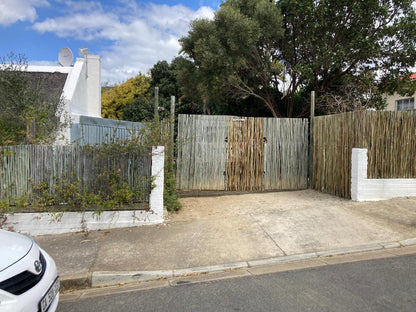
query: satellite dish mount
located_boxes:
[78,47,89,78]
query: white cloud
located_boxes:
[31,2,215,84]
[33,12,119,40]
[0,0,48,25]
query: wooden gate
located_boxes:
[177,114,308,192]
[226,117,264,191]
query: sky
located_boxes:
[0,0,221,84]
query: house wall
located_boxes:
[28,55,101,118]
[384,92,416,111]
[62,55,101,118]
[28,55,102,144]
[86,55,101,117]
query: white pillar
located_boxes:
[351,148,368,201]
[149,146,165,216]
[86,55,101,117]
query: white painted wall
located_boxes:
[62,55,101,118]
[85,55,102,117]
[3,147,165,235]
[351,148,416,201]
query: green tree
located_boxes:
[278,0,416,115]
[101,74,151,119]
[149,60,179,119]
[123,61,184,122]
[179,0,285,117]
[122,97,154,122]
[0,53,70,145]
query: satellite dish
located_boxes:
[58,47,73,66]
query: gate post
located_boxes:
[308,91,315,188]
[150,146,164,218]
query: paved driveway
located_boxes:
[174,190,416,256]
[36,190,416,276]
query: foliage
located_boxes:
[179,0,285,117]
[317,72,387,114]
[122,97,154,122]
[101,74,151,119]
[179,0,416,116]
[122,59,202,123]
[0,118,181,214]
[122,61,180,122]
[0,53,70,144]
[278,0,416,115]
[28,171,147,213]
[151,61,178,104]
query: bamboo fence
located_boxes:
[176,114,309,191]
[226,117,264,191]
[313,111,416,198]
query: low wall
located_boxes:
[351,148,416,201]
[3,146,165,235]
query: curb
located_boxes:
[60,238,416,291]
[61,273,91,292]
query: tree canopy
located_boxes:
[101,74,151,119]
[179,0,285,117]
[179,0,416,116]
[278,0,416,114]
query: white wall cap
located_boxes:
[26,65,72,74]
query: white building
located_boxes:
[384,73,416,111]
[27,54,101,143]
[27,53,142,145]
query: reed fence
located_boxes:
[177,114,308,191]
[313,111,416,198]
[0,145,152,205]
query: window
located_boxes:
[397,98,414,111]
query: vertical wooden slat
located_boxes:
[313,110,416,199]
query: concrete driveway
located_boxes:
[35,189,416,285]
[173,189,416,258]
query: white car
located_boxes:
[0,229,59,312]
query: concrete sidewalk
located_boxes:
[34,190,416,291]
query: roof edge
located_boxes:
[26,65,72,74]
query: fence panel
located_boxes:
[176,115,228,190]
[313,111,416,198]
[0,145,152,204]
[177,114,309,191]
[264,118,309,190]
[70,115,144,145]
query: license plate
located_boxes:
[39,276,60,312]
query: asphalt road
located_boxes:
[58,254,416,312]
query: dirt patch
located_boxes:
[171,190,346,221]
[170,190,416,239]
